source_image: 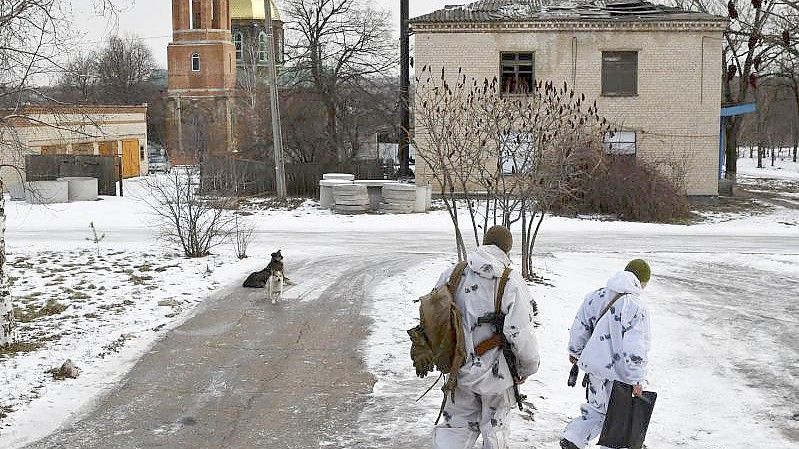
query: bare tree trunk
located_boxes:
[0,180,15,347]
[520,203,529,280]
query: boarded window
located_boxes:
[191,53,201,72]
[73,143,94,156]
[603,131,637,155]
[602,51,638,96]
[501,52,534,94]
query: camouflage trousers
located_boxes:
[433,384,515,449]
[562,374,617,449]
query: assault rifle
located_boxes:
[477,312,527,411]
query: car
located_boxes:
[148,146,171,174]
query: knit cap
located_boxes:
[483,225,513,254]
[625,259,651,284]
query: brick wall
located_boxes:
[413,24,725,197]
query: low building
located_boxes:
[0,105,149,187]
[411,0,728,198]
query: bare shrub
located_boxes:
[231,214,255,260]
[140,168,236,258]
[575,157,691,222]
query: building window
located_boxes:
[501,52,534,94]
[212,0,221,29]
[602,51,638,96]
[191,0,202,29]
[501,133,537,175]
[191,53,201,72]
[234,32,243,61]
[258,32,268,62]
[603,131,637,155]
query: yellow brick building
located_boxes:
[411,0,728,197]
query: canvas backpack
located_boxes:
[407,261,469,420]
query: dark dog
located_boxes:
[243,250,284,288]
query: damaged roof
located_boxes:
[411,0,726,24]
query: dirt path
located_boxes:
[27,253,420,449]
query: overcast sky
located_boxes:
[76,0,458,68]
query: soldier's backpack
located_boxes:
[407,261,468,423]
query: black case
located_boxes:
[598,381,657,449]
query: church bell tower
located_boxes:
[166,0,237,163]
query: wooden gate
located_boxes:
[121,140,140,178]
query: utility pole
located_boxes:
[263,0,287,199]
[398,0,412,178]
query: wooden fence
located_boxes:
[200,156,388,197]
[25,155,120,196]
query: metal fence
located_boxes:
[200,156,388,197]
[25,155,120,196]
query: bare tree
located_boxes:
[0,0,124,347]
[140,167,236,258]
[59,53,99,103]
[413,67,608,278]
[95,35,157,104]
[284,0,398,156]
[231,214,255,259]
[668,0,797,178]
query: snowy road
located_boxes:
[25,253,422,448]
[18,225,798,448]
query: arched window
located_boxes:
[258,31,268,63]
[234,32,243,61]
[191,53,201,72]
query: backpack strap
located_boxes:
[447,261,469,294]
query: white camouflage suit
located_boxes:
[562,271,652,449]
[433,245,541,449]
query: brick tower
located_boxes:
[166,0,237,164]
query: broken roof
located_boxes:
[411,0,726,24]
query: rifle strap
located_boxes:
[473,266,513,356]
[597,292,625,326]
[495,267,513,314]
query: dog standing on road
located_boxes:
[267,269,284,304]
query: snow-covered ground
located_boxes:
[738,152,799,181]
[351,156,798,448]
[356,252,798,448]
[1,156,797,448]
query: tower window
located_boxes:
[258,32,268,62]
[191,0,202,29]
[191,53,201,72]
[234,32,243,61]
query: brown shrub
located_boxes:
[572,156,690,222]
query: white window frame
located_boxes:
[500,133,537,175]
[603,131,637,155]
[191,52,201,72]
[234,32,243,61]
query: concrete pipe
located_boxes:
[319,179,353,209]
[333,184,369,214]
[323,173,356,181]
[25,180,69,204]
[57,177,99,202]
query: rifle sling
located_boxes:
[473,266,513,356]
[595,292,625,330]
